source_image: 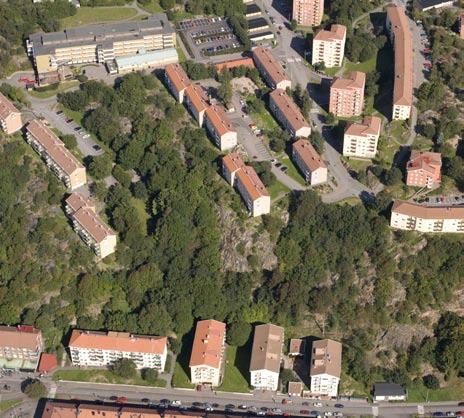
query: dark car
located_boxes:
[334,405,344,409]
[56,111,63,115]
[432,413,444,417]
[74,127,81,131]
[109,396,117,401]
[225,404,236,410]
[459,403,464,407]
[93,144,102,151]
[141,398,150,403]
[212,404,219,408]
[193,402,204,407]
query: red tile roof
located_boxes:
[392,200,464,219]
[189,319,226,369]
[37,353,58,373]
[314,24,346,42]
[0,325,42,350]
[236,166,270,200]
[222,153,246,174]
[270,89,310,134]
[215,57,255,71]
[253,47,290,87]
[65,192,95,213]
[345,116,381,137]
[407,150,441,176]
[185,84,209,114]
[0,91,20,120]
[292,139,326,172]
[72,206,116,244]
[331,71,365,90]
[165,63,191,92]
[205,104,236,137]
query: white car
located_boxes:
[171,400,181,406]
[324,412,333,417]
[313,403,323,407]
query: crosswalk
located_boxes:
[418,405,425,415]
[372,406,379,416]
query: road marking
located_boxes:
[372,406,379,417]
[418,405,424,415]
[49,382,57,398]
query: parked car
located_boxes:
[334,404,344,409]
[141,398,150,403]
[300,411,310,415]
[225,404,236,410]
[116,397,127,404]
[171,400,182,406]
[65,118,73,123]
[313,403,322,407]
[56,110,63,115]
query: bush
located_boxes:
[227,320,252,346]
[423,374,440,389]
[112,165,132,188]
[88,154,113,180]
[142,368,159,383]
[60,134,77,149]
[112,358,137,379]
[22,379,47,399]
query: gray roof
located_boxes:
[29,14,174,55]
[374,383,406,397]
[417,0,453,9]
[247,17,269,30]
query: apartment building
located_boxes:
[189,319,226,387]
[27,14,176,81]
[68,329,167,370]
[385,5,413,120]
[343,116,382,159]
[390,200,464,233]
[292,139,327,185]
[312,25,346,68]
[460,12,464,39]
[0,325,44,370]
[0,92,23,134]
[292,0,324,26]
[65,193,117,259]
[205,104,237,151]
[253,47,291,90]
[417,0,454,11]
[184,84,209,126]
[165,63,191,103]
[26,119,87,190]
[309,339,342,397]
[249,323,284,391]
[329,71,365,117]
[406,150,441,189]
[269,89,311,138]
[222,153,271,217]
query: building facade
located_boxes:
[189,319,226,387]
[385,5,413,120]
[114,48,178,74]
[343,116,381,159]
[292,139,327,185]
[68,329,167,370]
[312,25,346,68]
[329,71,365,117]
[390,201,464,233]
[165,63,191,103]
[406,150,441,188]
[205,104,237,151]
[0,325,43,370]
[249,323,284,391]
[269,89,311,138]
[292,0,324,27]
[253,47,291,90]
[26,119,87,190]
[0,92,23,135]
[184,84,209,127]
[309,339,342,397]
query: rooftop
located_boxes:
[37,353,58,373]
[374,382,406,397]
[185,84,209,113]
[0,91,20,120]
[392,200,464,220]
[65,192,94,214]
[73,206,116,244]
[247,17,269,30]
[270,89,310,133]
[0,325,42,350]
[205,104,236,136]
[407,150,441,175]
[165,63,191,92]
[253,46,290,86]
[314,24,347,42]
[417,0,453,10]
[246,3,261,14]
[331,71,366,90]
[222,153,246,174]
[115,48,178,68]
[345,116,381,137]
[249,323,284,373]
[189,319,226,369]
[236,166,270,200]
[292,139,326,172]
[309,339,342,378]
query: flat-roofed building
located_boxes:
[246,3,262,17]
[288,381,304,396]
[250,31,275,43]
[205,104,237,151]
[114,47,178,74]
[248,18,270,33]
[385,5,413,120]
[0,92,23,134]
[0,325,43,370]
[269,89,311,138]
[312,24,346,68]
[69,329,167,370]
[189,319,226,387]
[309,339,342,397]
[292,0,324,27]
[406,150,441,188]
[165,63,191,103]
[292,139,327,185]
[26,119,87,190]
[391,200,464,233]
[417,0,454,11]
[329,71,365,117]
[27,14,176,81]
[343,116,381,159]
[184,84,209,126]
[253,47,291,90]
[249,323,284,391]
[289,338,305,357]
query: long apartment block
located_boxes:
[222,153,270,217]
[68,329,167,370]
[391,200,464,233]
[26,119,87,190]
[165,63,191,103]
[253,47,291,90]
[292,139,327,185]
[205,104,237,151]
[343,116,381,159]
[329,71,365,117]
[269,89,311,138]
[292,0,324,26]
[27,14,176,78]
[65,193,117,259]
[0,92,23,134]
[184,84,209,127]
[312,24,346,68]
[0,325,43,370]
[385,4,413,120]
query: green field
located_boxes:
[408,379,464,402]
[137,0,163,13]
[269,180,291,200]
[0,400,22,414]
[176,47,187,63]
[172,362,194,388]
[60,7,138,28]
[218,346,250,393]
[344,54,377,75]
[280,156,305,185]
[132,197,149,235]
[29,80,80,99]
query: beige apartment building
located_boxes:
[165,63,191,103]
[27,14,176,81]
[343,116,381,159]
[269,89,311,138]
[292,139,327,185]
[292,0,324,27]
[406,150,442,189]
[391,201,464,233]
[385,5,413,120]
[0,325,44,370]
[309,339,342,397]
[205,104,237,151]
[253,47,292,90]
[312,24,346,68]
[0,92,23,135]
[184,84,209,127]
[329,71,365,117]
[26,119,87,190]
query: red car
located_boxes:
[116,396,128,404]
[423,62,432,69]
[300,411,310,415]
[456,412,464,417]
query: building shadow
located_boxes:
[177,328,195,379]
[291,336,320,388]
[308,79,330,111]
[270,0,291,21]
[234,336,253,384]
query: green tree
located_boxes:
[60,134,77,149]
[23,379,47,399]
[423,374,440,389]
[280,368,294,389]
[112,358,137,379]
[142,368,159,383]
[88,154,113,180]
[227,320,252,346]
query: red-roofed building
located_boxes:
[185,84,210,126]
[37,353,58,373]
[189,320,226,387]
[329,71,365,117]
[343,116,381,159]
[406,150,441,189]
[0,91,23,134]
[312,25,346,68]
[165,63,191,103]
[292,139,327,185]
[214,58,255,71]
[0,325,43,370]
[253,47,291,90]
[204,104,237,151]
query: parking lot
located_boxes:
[178,17,242,58]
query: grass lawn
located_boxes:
[269,180,291,200]
[29,80,80,99]
[408,378,464,402]
[172,362,194,388]
[53,369,166,387]
[345,157,371,173]
[280,156,305,185]
[323,67,340,77]
[376,136,400,166]
[176,47,187,63]
[339,371,369,398]
[137,0,163,13]
[0,400,22,414]
[60,7,138,29]
[344,54,377,75]
[250,109,279,132]
[131,197,150,235]
[218,346,250,393]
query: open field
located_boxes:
[0,400,23,414]
[408,378,464,402]
[269,180,291,200]
[344,54,377,75]
[218,346,250,393]
[29,80,80,99]
[60,7,138,28]
[137,0,163,13]
[172,362,194,388]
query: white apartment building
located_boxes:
[249,323,284,391]
[343,116,382,159]
[292,139,327,185]
[390,201,464,233]
[253,47,292,90]
[0,325,44,370]
[189,319,226,387]
[68,329,167,370]
[205,104,237,151]
[309,339,342,397]
[312,25,346,68]
[165,63,191,103]
[184,84,209,127]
